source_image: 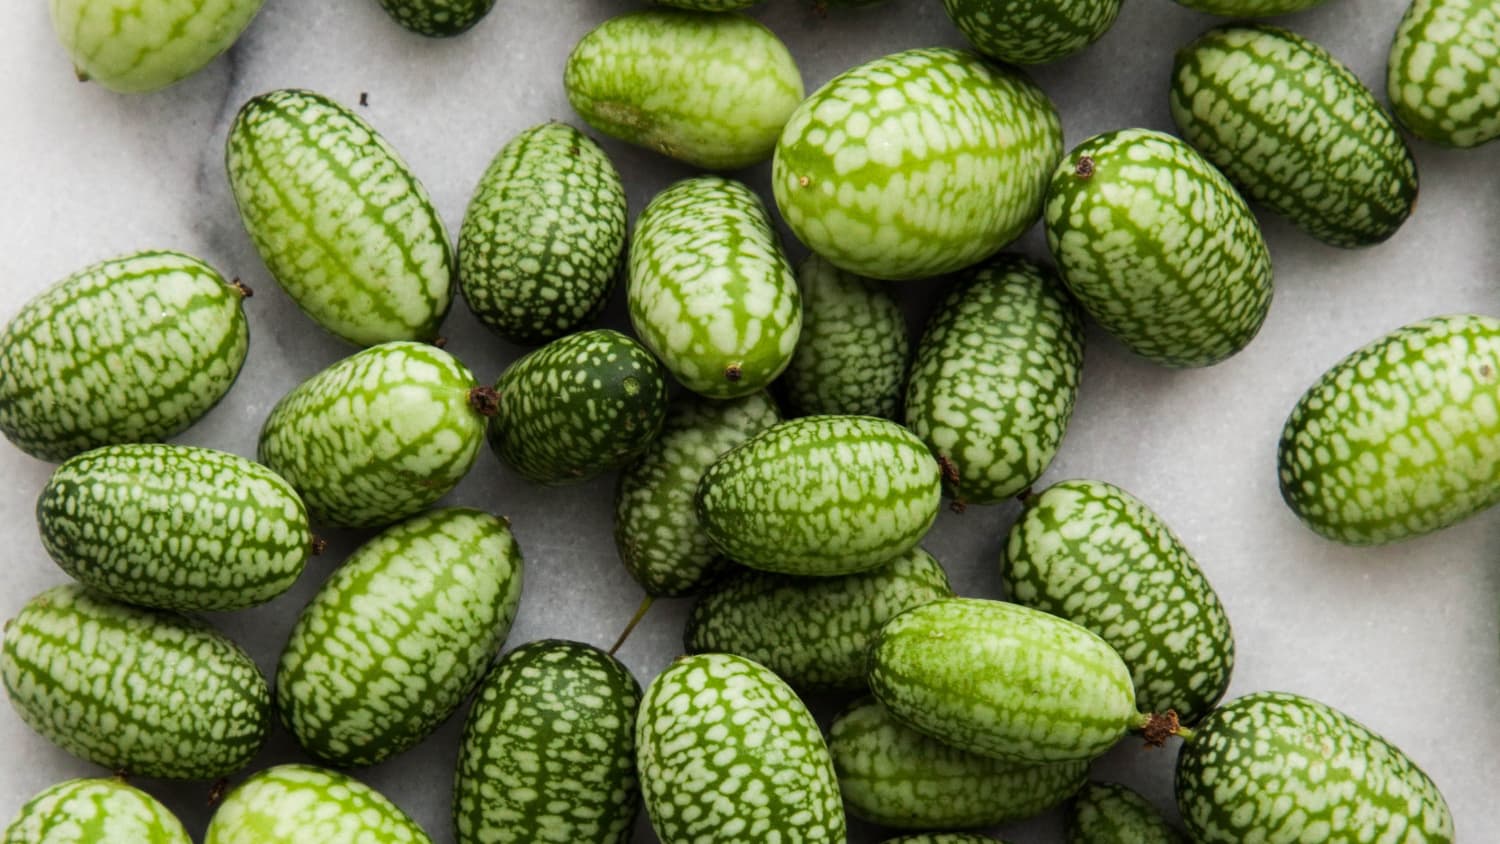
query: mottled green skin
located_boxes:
[773,48,1063,281]
[454,640,641,844]
[1044,129,1272,368]
[1172,25,1418,248]
[868,598,1141,764]
[905,256,1083,505]
[277,508,523,767]
[258,342,489,528]
[637,654,845,843]
[1,585,270,779]
[1388,0,1500,147]
[49,0,264,93]
[831,698,1088,829]
[685,547,952,691]
[377,0,495,36]
[227,89,453,346]
[1068,781,1185,844]
[1279,314,1500,545]
[614,392,781,597]
[1002,479,1234,724]
[1176,692,1454,843]
[697,415,942,575]
[459,123,626,345]
[943,0,1120,65]
[3,779,191,844]
[1170,0,1327,13]
[204,765,432,844]
[565,10,803,170]
[0,250,248,463]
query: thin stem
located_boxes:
[608,594,655,656]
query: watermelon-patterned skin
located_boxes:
[1,585,270,780]
[276,508,523,768]
[1175,692,1454,843]
[564,10,803,170]
[48,0,264,93]
[1387,0,1500,148]
[830,698,1088,829]
[904,256,1083,505]
[628,176,802,398]
[1044,129,1272,368]
[773,48,1063,281]
[1171,25,1419,248]
[942,0,1121,65]
[2,778,191,844]
[696,415,942,575]
[226,89,453,347]
[614,391,782,597]
[257,342,494,528]
[636,653,845,843]
[1002,479,1234,724]
[458,123,626,345]
[486,329,668,485]
[1278,314,1500,545]
[376,0,496,36]
[0,250,249,463]
[1169,0,1327,14]
[454,640,641,844]
[1068,781,1185,844]
[204,765,432,844]
[685,547,952,691]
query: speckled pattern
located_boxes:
[830,698,1088,829]
[48,0,264,92]
[773,47,1062,281]
[1278,314,1500,545]
[276,508,523,768]
[1067,781,1185,844]
[1,585,270,780]
[636,653,845,843]
[1169,0,1327,13]
[943,0,1121,65]
[1388,0,1500,147]
[376,0,496,36]
[2,778,191,844]
[904,255,1083,505]
[1176,692,1454,843]
[454,640,640,844]
[0,250,248,463]
[226,89,453,346]
[1044,129,1273,368]
[204,765,431,843]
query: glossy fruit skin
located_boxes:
[943,0,1121,65]
[227,89,453,347]
[1068,781,1185,844]
[773,47,1063,281]
[1387,0,1500,147]
[454,640,641,844]
[49,0,265,93]
[1168,0,1327,13]
[1,585,270,780]
[204,765,432,844]
[0,250,248,463]
[1175,692,1454,843]
[376,0,496,36]
[2,778,192,844]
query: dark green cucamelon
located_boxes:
[1388,0,1500,148]
[1169,0,1327,14]
[204,765,432,843]
[454,640,641,844]
[0,250,249,463]
[1068,781,1185,844]
[1,585,270,779]
[376,0,495,36]
[276,508,523,767]
[3,778,191,843]
[50,0,265,93]
[943,0,1121,65]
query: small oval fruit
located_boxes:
[1068,781,1185,844]
[943,0,1121,65]
[1387,0,1500,148]
[376,0,495,36]
[204,765,432,844]
[50,0,265,93]
[3,778,191,844]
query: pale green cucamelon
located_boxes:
[1068,781,1185,844]
[204,765,432,844]
[942,0,1121,65]
[376,0,495,36]
[1388,0,1500,148]
[49,0,264,93]
[2,778,191,844]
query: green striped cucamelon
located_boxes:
[942,0,1121,65]
[614,391,782,597]
[1002,479,1234,724]
[458,123,626,345]
[1169,0,1327,14]
[696,415,942,575]
[1176,692,1454,842]
[773,47,1062,281]
[258,341,495,528]
[685,547,952,691]
[454,640,641,843]
[628,176,801,398]
[1171,25,1418,248]
[227,89,453,346]
[276,508,523,767]
[1388,0,1500,148]
[1044,129,1272,368]
[37,443,311,612]
[376,0,495,36]
[487,329,667,485]
[1068,781,1184,844]
[49,0,264,93]
[1278,314,1500,545]
[0,250,249,463]
[565,10,803,170]
[637,653,845,842]
[830,698,1088,829]
[204,765,432,843]
[2,778,191,843]
[904,255,1084,505]
[1,584,270,779]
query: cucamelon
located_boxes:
[1387,0,1500,148]
[1068,781,1185,844]
[49,0,265,93]
[204,765,432,843]
[376,0,496,36]
[943,0,1121,65]
[2,778,191,844]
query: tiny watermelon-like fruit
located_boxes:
[1068,781,1186,844]
[1387,0,1500,148]
[204,765,432,843]
[1168,0,1328,14]
[2,778,191,843]
[943,0,1121,65]
[376,0,496,36]
[49,0,265,93]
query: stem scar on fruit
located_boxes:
[468,386,501,417]
[724,363,744,382]
[798,175,811,188]
[1075,156,1096,179]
